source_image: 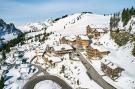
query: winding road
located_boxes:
[23,63,72,89]
[76,49,116,89]
[23,75,72,89]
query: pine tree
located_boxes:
[2,50,6,60]
[0,77,4,89]
[122,8,126,22]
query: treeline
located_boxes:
[0,33,25,53]
[34,32,51,42]
[54,14,68,22]
[110,7,135,30]
[0,77,4,89]
[122,7,135,26]
[110,12,120,30]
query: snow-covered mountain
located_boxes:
[18,18,53,33]
[17,13,110,35]
[0,19,22,42]
[47,13,110,36]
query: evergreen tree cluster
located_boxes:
[34,32,50,42]
[0,33,26,53]
[122,7,135,26]
[132,44,135,57]
[0,77,4,89]
[111,31,130,46]
[110,12,120,30]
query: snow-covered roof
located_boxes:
[101,59,110,65]
[17,47,25,52]
[96,28,105,32]
[79,35,89,40]
[20,68,29,73]
[5,57,14,64]
[37,52,43,56]
[20,64,29,68]
[107,62,117,69]
[101,59,118,69]
[91,43,108,52]
[65,35,76,41]
[37,58,45,64]
[14,53,19,57]
[16,60,22,64]
[53,44,73,51]
[48,57,61,63]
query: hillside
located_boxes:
[47,13,110,36]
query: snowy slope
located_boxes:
[47,13,110,36]
[118,16,135,33]
[90,32,135,89]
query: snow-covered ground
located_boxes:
[46,54,102,89]
[34,80,61,89]
[85,32,135,89]
[1,12,135,89]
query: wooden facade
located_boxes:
[101,59,124,80]
[59,37,68,44]
[53,44,73,56]
[76,36,90,47]
[59,36,76,45]
[86,25,94,35]
[86,46,110,59]
[86,25,106,39]
[53,48,73,56]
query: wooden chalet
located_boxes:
[86,25,107,39]
[101,59,124,80]
[86,45,110,59]
[59,36,76,45]
[53,44,73,56]
[76,35,90,47]
[86,25,94,35]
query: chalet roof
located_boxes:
[96,28,105,32]
[20,64,29,68]
[101,59,110,65]
[107,62,117,69]
[79,35,89,40]
[20,67,29,73]
[48,56,61,63]
[53,44,73,51]
[37,52,43,56]
[91,44,108,52]
[101,59,118,69]
[65,36,76,41]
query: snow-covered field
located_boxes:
[34,80,61,89]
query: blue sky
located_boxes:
[0,0,134,25]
